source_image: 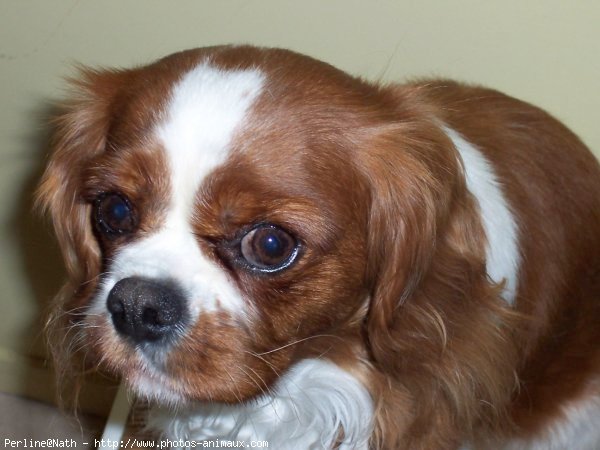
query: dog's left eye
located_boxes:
[240,224,299,272]
[94,193,136,236]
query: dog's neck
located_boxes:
[147,358,374,449]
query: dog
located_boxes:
[37,45,600,449]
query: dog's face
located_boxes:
[38,46,455,406]
[82,60,371,403]
[40,47,362,404]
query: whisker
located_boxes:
[257,334,343,356]
[243,350,303,425]
[243,350,281,377]
[222,367,244,405]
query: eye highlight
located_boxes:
[240,224,299,272]
[94,193,136,236]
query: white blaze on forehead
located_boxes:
[159,62,265,216]
[92,63,265,319]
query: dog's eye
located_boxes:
[94,193,136,236]
[240,224,298,272]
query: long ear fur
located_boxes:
[35,68,130,406]
[36,68,131,281]
[359,95,521,445]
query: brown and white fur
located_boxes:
[37,46,600,449]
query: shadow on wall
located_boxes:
[14,102,66,328]
[10,101,68,401]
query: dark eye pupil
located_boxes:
[240,225,298,272]
[96,193,135,235]
[262,234,284,258]
[111,202,128,221]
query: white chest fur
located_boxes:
[148,358,374,449]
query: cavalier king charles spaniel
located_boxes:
[37,46,600,449]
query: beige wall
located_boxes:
[1,0,598,401]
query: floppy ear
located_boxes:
[360,115,521,437]
[360,120,462,353]
[35,68,134,404]
[36,68,130,285]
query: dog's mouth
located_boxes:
[126,359,189,405]
[84,298,281,405]
[81,276,201,403]
[82,307,189,403]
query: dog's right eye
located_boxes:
[239,224,299,273]
[94,193,136,236]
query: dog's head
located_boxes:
[38,46,465,406]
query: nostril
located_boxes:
[142,304,178,327]
[142,306,160,327]
[106,293,132,336]
[106,276,187,344]
[107,295,125,315]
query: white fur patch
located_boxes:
[498,392,600,450]
[158,62,265,233]
[90,63,264,321]
[444,126,520,304]
[131,368,185,406]
[148,359,374,450]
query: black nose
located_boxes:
[106,277,187,344]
